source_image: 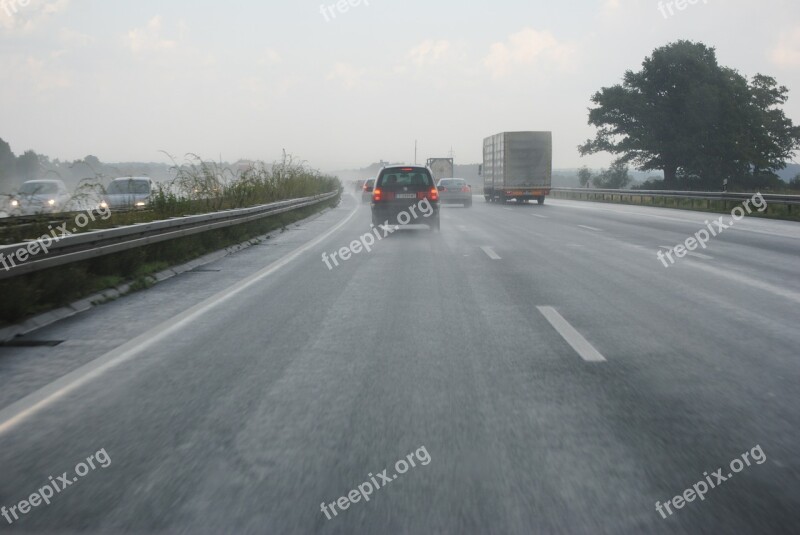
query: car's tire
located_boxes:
[537,196,545,205]
[430,216,440,232]
[465,199,473,208]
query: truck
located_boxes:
[426,157,454,183]
[481,131,552,204]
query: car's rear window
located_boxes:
[440,179,465,187]
[377,169,434,189]
[365,179,375,186]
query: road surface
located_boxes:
[0,193,798,533]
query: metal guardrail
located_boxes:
[0,191,338,280]
[551,187,800,205]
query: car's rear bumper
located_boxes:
[440,194,471,203]
[371,203,439,225]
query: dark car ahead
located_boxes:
[370,165,440,231]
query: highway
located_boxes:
[0,192,798,534]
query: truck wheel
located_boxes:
[537,196,545,205]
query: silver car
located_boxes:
[101,177,154,211]
[436,178,472,207]
[9,179,71,215]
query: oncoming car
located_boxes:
[370,165,440,231]
[9,180,71,215]
[100,177,154,211]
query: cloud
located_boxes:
[484,28,577,79]
[407,39,452,67]
[770,27,800,68]
[258,48,282,66]
[125,16,178,55]
[0,54,71,94]
[58,27,94,47]
[326,62,366,90]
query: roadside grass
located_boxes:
[550,190,800,221]
[0,154,341,245]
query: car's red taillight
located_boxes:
[417,188,440,201]
[440,187,447,192]
[372,188,382,202]
[461,186,471,193]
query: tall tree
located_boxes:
[579,40,800,189]
[16,150,40,181]
[0,138,15,189]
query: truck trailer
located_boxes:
[426,158,455,183]
[481,132,552,204]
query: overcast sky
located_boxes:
[1,0,799,171]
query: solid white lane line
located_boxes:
[547,199,800,240]
[578,225,602,231]
[537,306,606,362]
[0,201,361,437]
[689,252,714,259]
[481,246,502,260]
[685,262,800,305]
[531,214,549,219]
[658,245,714,260]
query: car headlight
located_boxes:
[135,201,146,207]
[48,199,56,206]
[10,199,18,207]
[99,201,108,209]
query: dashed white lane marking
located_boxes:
[578,225,602,231]
[531,214,549,219]
[481,246,502,260]
[537,306,606,362]
[658,245,714,260]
